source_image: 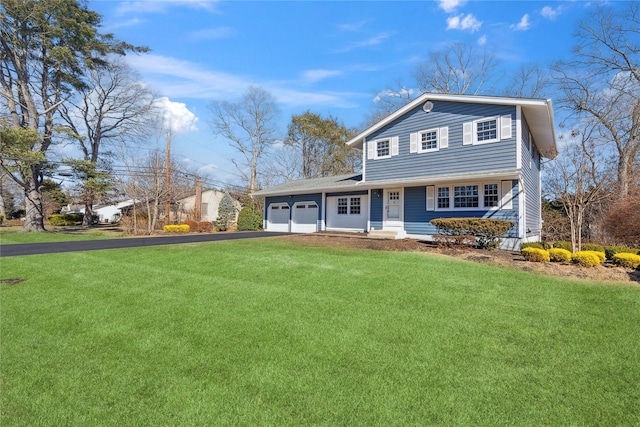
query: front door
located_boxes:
[383,188,402,229]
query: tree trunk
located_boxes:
[83,190,96,226]
[22,173,46,232]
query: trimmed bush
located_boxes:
[553,241,573,251]
[48,213,83,226]
[164,224,190,233]
[181,220,199,232]
[571,251,602,267]
[521,247,550,263]
[611,253,640,269]
[430,218,515,249]
[197,221,214,233]
[605,246,638,260]
[583,243,605,253]
[237,206,263,231]
[549,248,572,262]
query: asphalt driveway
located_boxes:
[0,231,291,257]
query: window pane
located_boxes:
[437,187,449,209]
[338,198,348,215]
[377,140,390,157]
[484,184,499,207]
[454,185,479,208]
[420,130,438,151]
[477,119,497,141]
[350,197,361,215]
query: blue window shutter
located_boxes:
[463,122,473,145]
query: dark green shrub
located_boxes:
[237,206,263,231]
[520,242,546,250]
[48,213,83,226]
[553,241,573,251]
[583,243,605,253]
[430,218,515,249]
[605,246,638,260]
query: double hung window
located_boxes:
[454,185,479,208]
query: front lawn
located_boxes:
[0,225,123,244]
[1,239,638,426]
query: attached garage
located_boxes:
[326,195,368,232]
[291,202,318,233]
[267,203,290,232]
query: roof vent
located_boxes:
[422,101,434,113]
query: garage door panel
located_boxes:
[267,204,289,232]
[292,202,318,233]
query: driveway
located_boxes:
[0,232,291,257]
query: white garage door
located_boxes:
[267,203,290,232]
[291,202,318,233]
[326,195,368,232]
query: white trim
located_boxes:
[439,126,449,149]
[362,140,367,181]
[321,192,326,231]
[372,138,392,159]
[383,188,403,230]
[473,116,501,145]
[426,185,435,211]
[417,128,440,153]
[518,179,526,239]
[391,136,399,156]
[367,189,372,231]
[500,114,512,139]
[516,106,522,169]
[433,181,503,212]
[463,122,473,145]
[501,180,513,210]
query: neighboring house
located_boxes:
[253,93,558,249]
[64,200,136,223]
[176,189,241,224]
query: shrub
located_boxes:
[47,213,83,226]
[164,224,189,233]
[181,220,199,232]
[0,213,3,225]
[430,218,515,250]
[216,191,237,232]
[520,242,550,250]
[611,253,640,269]
[571,251,602,267]
[604,195,640,247]
[197,221,214,233]
[582,243,605,253]
[588,251,606,264]
[553,241,573,251]
[605,246,638,260]
[237,206,263,231]
[548,248,572,262]
[521,247,550,263]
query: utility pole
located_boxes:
[165,130,171,226]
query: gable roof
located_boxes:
[348,93,558,159]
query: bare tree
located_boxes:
[552,3,640,199]
[0,0,146,232]
[546,126,611,252]
[503,63,552,99]
[59,59,154,225]
[209,86,280,194]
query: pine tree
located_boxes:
[216,192,236,231]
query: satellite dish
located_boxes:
[423,101,434,113]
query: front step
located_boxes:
[367,229,407,240]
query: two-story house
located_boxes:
[253,93,558,249]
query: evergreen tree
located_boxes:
[216,192,236,231]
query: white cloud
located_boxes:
[333,32,393,53]
[153,97,199,134]
[188,27,236,41]
[302,69,343,83]
[337,20,368,32]
[446,14,482,32]
[512,14,531,31]
[373,87,415,103]
[438,0,466,13]
[541,6,560,20]
[116,0,219,15]
[478,35,488,46]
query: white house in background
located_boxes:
[64,199,137,223]
[176,190,241,224]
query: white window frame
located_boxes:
[337,196,362,216]
[376,139,391,159]
[418,128,439,153]
[367,136,399,160]
[463,115,512,146]
[337,197,348,215]
[432,182,504,212]
[349,197,361,215]
[474,116,500,144]
[483,183,499,208]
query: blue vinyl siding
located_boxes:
[520,115,542,237]
[403,184,519,237]
[365,101,517,182]
[265,193,323,229]
[370,189,383,230]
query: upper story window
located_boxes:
[377,139,390,158]
[463,115,512,146]
[410,127,449,154]
[419,129,438,152]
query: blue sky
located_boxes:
[87,0,623,188]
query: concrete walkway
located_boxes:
[0,231,291,257]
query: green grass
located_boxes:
[1,239,639,426]
[0,225,123,244]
